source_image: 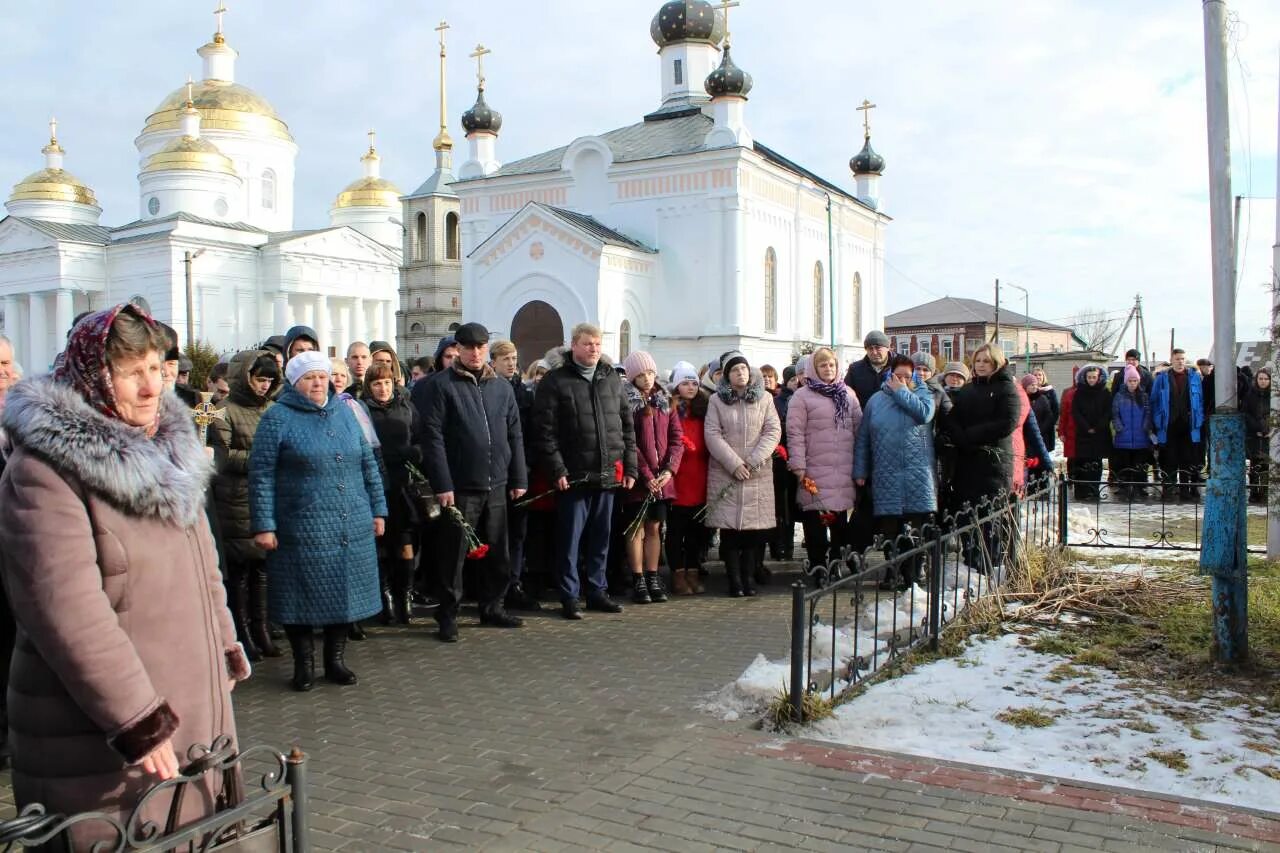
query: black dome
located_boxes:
[650,1,725,48]
[461,89,502,135]
[705,44,752,98]
[850,137,885,176]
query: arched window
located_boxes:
[619,320,632,360]
[851,272,862,342]
[415,213,428,261]
[445,212,460,260]
[813,261,824,339]
[763,248,778,334]
[261,170,276,210]
[410,322,424,334]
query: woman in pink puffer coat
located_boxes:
[786,347,863,571]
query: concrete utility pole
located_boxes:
[1198,0,1248,665]
[1269,47,1280,562]
[993,279,1000,347]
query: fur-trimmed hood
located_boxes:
[625,382,671,414]
[549,347,615,374]
[1,376,212,527]
[716,368,766,405]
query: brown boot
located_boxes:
[690,568,706,594]
[672,569,691,596]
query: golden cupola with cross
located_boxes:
[329,131,404,248]
[6,118,102,226]
[134,2,298,231]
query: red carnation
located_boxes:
[774,444,789,462]
[1026,457,1040,470]
[818,512,836,527]
[466,544,490,560]
[681,435,697,451]
[614,460,625,482]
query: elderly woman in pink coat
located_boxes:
[786,347,863,573]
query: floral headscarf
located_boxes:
[53,303,160,423]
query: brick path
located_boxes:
[3,571,1277,852]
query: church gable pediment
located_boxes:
[268,226,399,265]
[0,218,60,254]
[471,203,618,271]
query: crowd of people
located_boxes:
[0,307,1272,842]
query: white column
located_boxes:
[724,200,742,333]
[351,296,365,343]
[28,292,47,375]
[381,300,394,345]
[2,296,18,344]
[272,293,289,334]
[315,294,330,355]
[54,289,74,346]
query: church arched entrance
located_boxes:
[511,300,564,369]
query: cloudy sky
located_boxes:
[2,0,1276,360]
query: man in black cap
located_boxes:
[421,322,528,641]
[1108,349,1153,394]
[845,330,893,410]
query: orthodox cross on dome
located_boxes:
[717,0,741,45]
[470,43,492,91]
[48,116,58,144]
[367,128,377,153]
[213,1,228,43]
[435,19,450,56]
[434,21,453,150]
[185,75,195,108]
[856,98,877,140]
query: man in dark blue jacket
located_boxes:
[1150,349,1205,501]
[421,323,527,641]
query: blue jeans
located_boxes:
[554,489,615,603]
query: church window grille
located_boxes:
[813,262,824,339]
[445,212,460,260]
[619,320,632,359]
[415,213,428,261]
[851,272,862,341]
[674,59,683,85]
[763,248,778,334]
[261,170,276,210]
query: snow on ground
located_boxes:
[807,633,1280,813]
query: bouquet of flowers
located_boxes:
[515,459,627,507]
[405,462,442,520]
[801,476,837,526]
[445,505,490,560]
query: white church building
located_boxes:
[0,11,402,373]
[446,0,890,369]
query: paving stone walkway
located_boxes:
[2,572,1277,852]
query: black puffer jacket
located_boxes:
[1243,371,1272,459]
[364,388,422,494]
[532,353,637,485]
[209,350,280,562]
[1071,372,1113,459]
[422,362,526,494]
[844,356,890,411]
[943,367,1021,507]
[1028,389,1057,452]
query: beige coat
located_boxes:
[0,377,250,848]
[704,374,783,531]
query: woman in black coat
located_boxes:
[942,345,1021,572]
[363,362,424,624]
[1243,368,1272,504]
[1070,366,1113,501]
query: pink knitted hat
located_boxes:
[623,350,657,378]
[1124,364,1140,383]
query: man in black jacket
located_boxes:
[532,323,637,619]
[421,323,527,642]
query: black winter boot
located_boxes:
[393,559,415,625]
[631,573,652,604]
[644,571,668,603]
[248,565,281,658]
[322,624,358,686]
[377,560,395,626]
[724,549,744,597]
[284,626,314,692]
[227,565,260,662]
[740,549,757,597]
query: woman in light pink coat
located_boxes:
[786,347,862,571]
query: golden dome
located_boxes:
[142,79,292,142]
[8,167,98,206]
[333,176,403,209]
[141,135,238,176]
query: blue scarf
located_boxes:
[805,377,851,428]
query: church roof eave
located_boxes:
[4,216,112,246]
[466,201,657,261]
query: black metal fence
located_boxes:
[1058,478,1270,555]
[0,739,309,852]
[787,477,1060,722]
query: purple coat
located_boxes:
[786,382,862,512]
[626,384,684,503]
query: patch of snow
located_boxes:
[806,633,1280,814]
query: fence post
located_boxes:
[1057,478,1069,547]
[789,582,805,722]
[928,535,944,651]
[286,746,309,853]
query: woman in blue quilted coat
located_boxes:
[249,351,387,693]
[853,354,937,590]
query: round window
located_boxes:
[214,197,229,217]
[147,197,160,216]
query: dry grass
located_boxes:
[995,706,1058,728]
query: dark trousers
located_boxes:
[1158,427,1201,495]
[1249,456,1270,502]
[507,500,528,591]
[1074,458,1103,500]
[877,513,929,582]
[524,510,556,591]
[770,458,796,558]
[667,504,706,570]
[1112,449,1152,491]
[847,487,876,551]
[555,488,615,604]
[437,488,510,619]
[799,510,851,569]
